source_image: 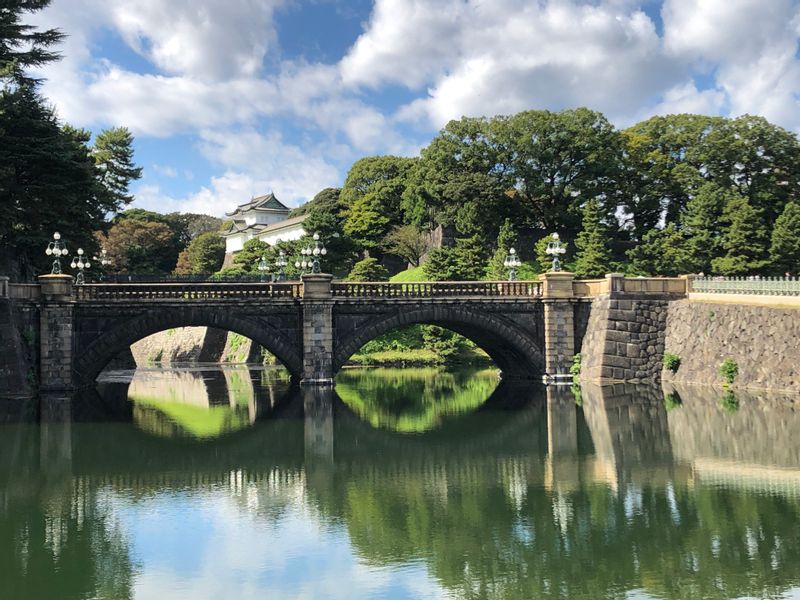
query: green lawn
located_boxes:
[390,266,428,282]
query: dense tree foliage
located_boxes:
[98,219,174,274]
[341,156,417,253]
[346,257,389,282]
[179,231,226,274]
[0,1,142,279]
[573,198,613,278]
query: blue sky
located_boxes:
[31,0,800,217]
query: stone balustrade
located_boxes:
[331,280,542,298]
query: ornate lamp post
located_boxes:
[275,250,288,281]
[310,232,327,274]
[257,255,271,282]
[93,249,110,282]
[69,248,91,285]
[545,233,567,272]
[295,247,311,275]
[503,247,521,281]
[45,232,69,274]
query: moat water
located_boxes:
[2,365,800,599]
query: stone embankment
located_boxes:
[129,327,267,366]
[662,300,799,392]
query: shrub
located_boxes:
[346,257,389,282]
[720,390,739,414]
[662,352,681,373]
[570,353,582,383]
[719,358,738,385]
[664,390,682,410]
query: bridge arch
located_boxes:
[75,307,303,385]
[333,305,544,379]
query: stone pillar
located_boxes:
[38,274,75,392]
[0,276,9,298]
[300,273,334,385]
[540,272,575,384]
[605,272,625,294]
[679,273,697,294]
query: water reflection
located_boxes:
[335,367,499,433]
[2,372,800,599]
[97,365,293,439]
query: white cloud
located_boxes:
[359,0,683,128]
[641,81,727,122]
[663,0,800,130]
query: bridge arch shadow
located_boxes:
[334,305,544,379]
[74,307,303,385]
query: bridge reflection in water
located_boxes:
[3,371,800,599]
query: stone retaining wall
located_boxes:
[130,326,228,365]
[663,300,799,392]
[580,295,669,383]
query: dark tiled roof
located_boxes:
[225,192,290,216]
[222,214,307,237]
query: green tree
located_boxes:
[346,257,390,282]
[769,201,800,275]
[98,219,174,273]
[680,182,727,274]
[341,156,416,252]
[423,235,488,281]
[493,108,624,238]
[407,117,512,242]
[92,127,142,207]
[0,0,64,85]
[232,238,271,273]
[711,195,769,275]
[0,86,105,277]
[384,224,431,267]
[302,189,359,277]
[164,212,222,246]
[573,198,613,278]
[487,219,518,279]
[289,187,341,217]
[183,231,225,274]
[627,223,693,276]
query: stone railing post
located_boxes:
[38,274,75,392]
[680,274,697,294]
[300,273,334,385]
[0,276,9,298]
[605,272,625,295]
[539,272,576,384]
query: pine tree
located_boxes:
[711,195,769,275]
[424,235,488,281]
[681,182,726,273]
[573,198,613,278]
[627,223,693,276]
[92,127,143,208]
[487,219,518,279]
[769,201,800,276]
[0,0,64,85]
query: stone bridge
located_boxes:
[3,272,689,393]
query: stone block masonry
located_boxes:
[580,292,671,384]
[663,300,799,392]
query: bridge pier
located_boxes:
[540,272,576,384]
[300,274,334,386]
[38,275,75,393]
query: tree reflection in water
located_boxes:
[335,367,500,433]
[1,372,800,599]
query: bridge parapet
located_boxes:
[331,280,542,299]
[74,282,302,301]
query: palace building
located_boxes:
[221,193,307,255]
